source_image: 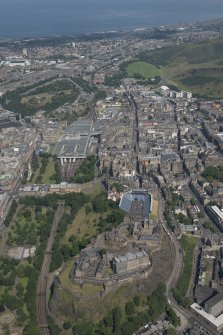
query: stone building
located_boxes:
[112,250,150,276]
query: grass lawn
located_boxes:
[21,92,52,106]
[21,90,72,109]
[20,277,28,289]
[59,260,79,292]
[127,61,160,79]
[29,156,56,184]
[29,166,40,184]
[80,180,102,198]
[41,157,56,184]
[80,182,91,192]
[59,260,102,297]
[0,286,8,297]
[42,207,47,215]
[89,182,103,199]
[62,206,97,243]
[62,182,111,244]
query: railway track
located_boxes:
[60,159,84,181]
[65,162,74,180]
[36,205,64,335]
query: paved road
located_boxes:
[124,91,139,164]
[158,197,190,331]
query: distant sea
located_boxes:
[1,0,223,39]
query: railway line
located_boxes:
[64,162,76,180]
[60,160,82,180]
[36,205,64,335]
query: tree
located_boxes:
[203,166,223,183]
[175,213,191,225]
[107,209,124,225]
[35,205,42,213]
[125,302,135,315]
[2,324,10,335]
[134,296,141,306]
[23,322,40,335]
[68,235,76,243]
[111,183,124,193]
[197,212,204,218]
[165,329,177,335]
[147,283,167,320]
[93,90,107,103]
[190,198,197,206]
[203,222,216,233]
[121,322,136,335]
[2,295,18,310]
[137,311,150,325]
[85,205,92,215]
[4,199,18,227]
[112,307,122,332]
[166,306,181,327]
[27,230,38,245]
[63,321,71,330]
[73,156,96,183]
[16,283,24,298]
[50,249,63,271]
[105,74,123,87]
[73,322,92,335]
[103,312,113,328]
[23,209,32,218]
[99,249,106,258]
[92,193,108,213]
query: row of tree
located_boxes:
[172,235,198,308]
[4,199,18,227]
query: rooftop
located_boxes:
[55,137,89,158]
[55,119,93,159]
[211,206,223,220]
[205,291,223,310]
[65,119,93,135]
[191,303,223,328]
[114,250,148,263]
[119,189,152,218]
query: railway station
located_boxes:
[55,119,94,166]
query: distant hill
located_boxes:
[128,39,223,99]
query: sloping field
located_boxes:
[127,61,160,79]
[127,39,223,98]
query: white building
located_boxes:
[191,300,223,333]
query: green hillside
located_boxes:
[126,39,223,99]
[127,61,160,79]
